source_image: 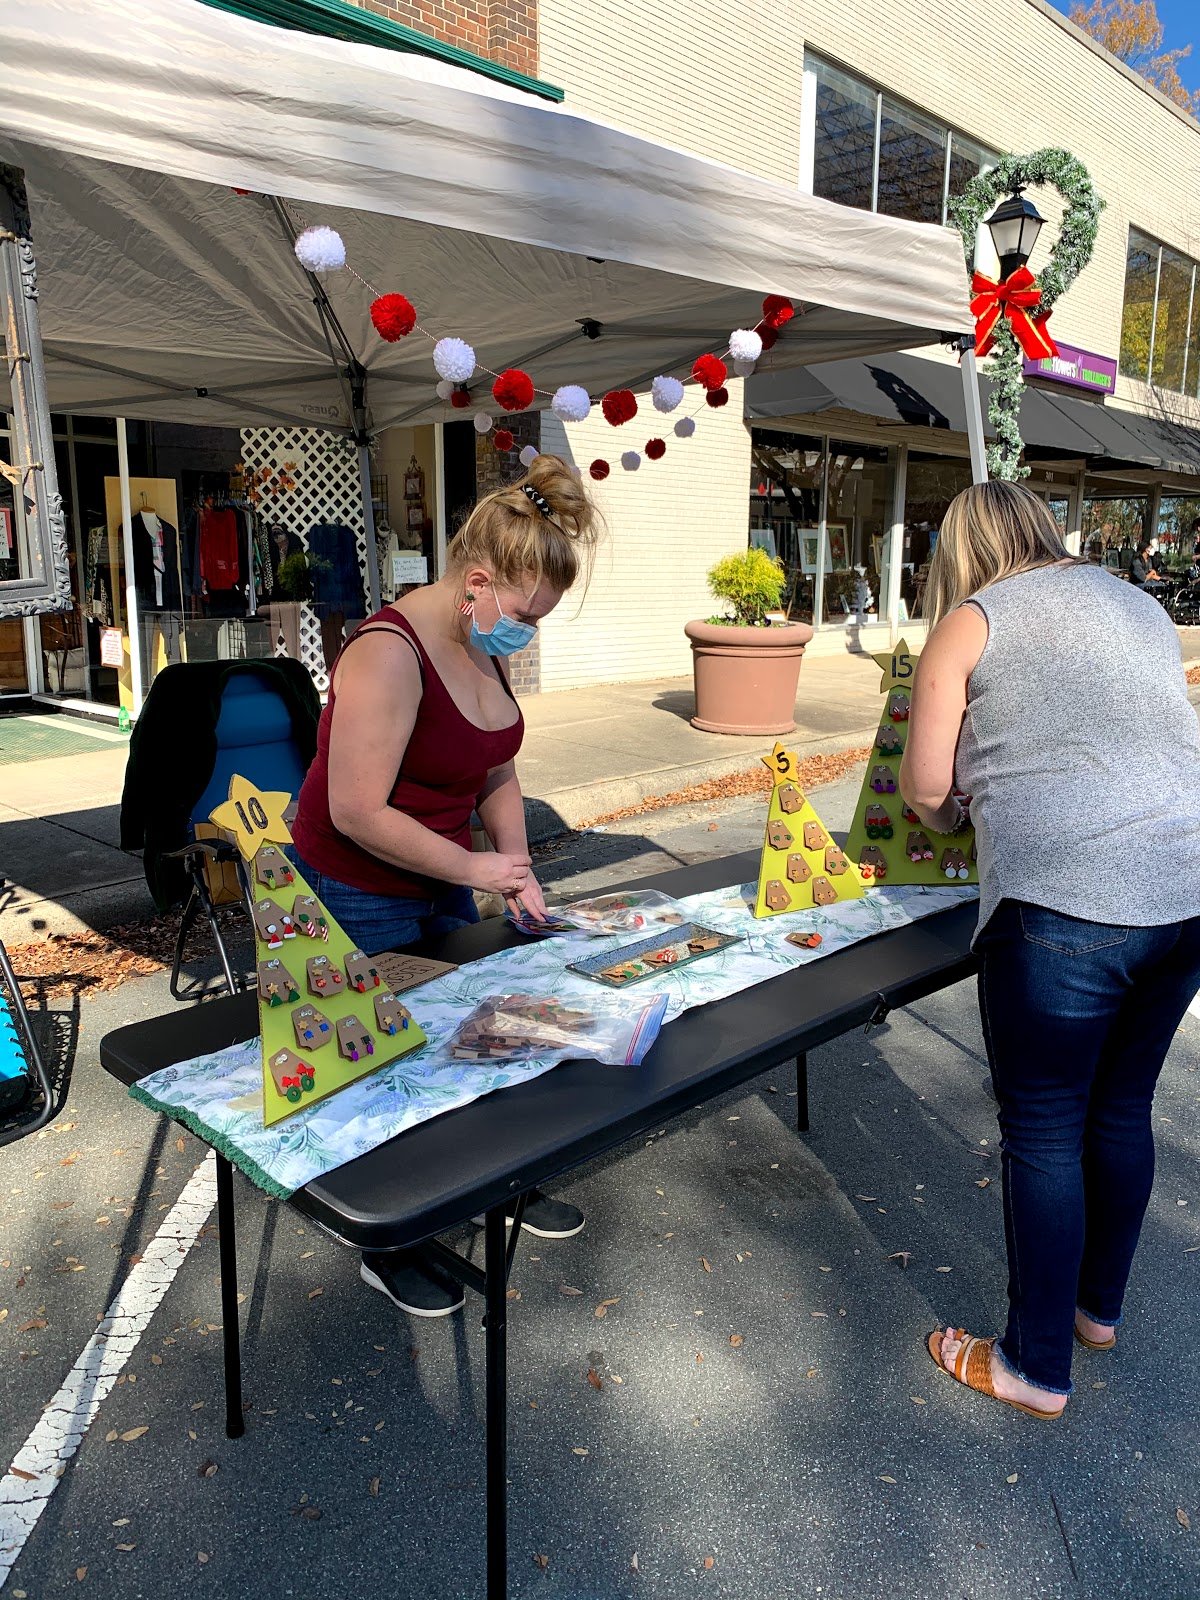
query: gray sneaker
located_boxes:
[360,1249,466,1317]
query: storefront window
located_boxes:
[823,441,895,626]
[811,59,876,212]
[1080,495,1149,570]
[749,431,825,625]
[877,98,945,225]
[1158,494,1200,569]
[1118,226,1200,396]
[903,452,974,618]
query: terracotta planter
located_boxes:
[684,618,814,735]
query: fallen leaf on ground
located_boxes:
[105,1430,118,1443]
[17,1319,47,1333]
[506,1288,521,1301]
[729,1334,744,1348]
[197,1553,210,1565]
[198,1459,218,1478]
[75,1568,87,1581]
[1006,1473,1019,1484]
[112,1519,130,1527]
[559,1285,583,1297]
[855,1195,878,1203]
[533,1553,549,1570]
[368,1477,380,1497]
[886,1252,912,1269]
[308,1287,324,1300]
[586,1369,603,1391]
[115,1543,136,1552]
[700,1258,711,1274]
[909,1396,926,1406]
[702,1556,715,1570]
[176,1138,185,1154]
[630,1552,640,1571]
[572,1447,589,1457]
[935,1265,953,1272]
[1178,1508,1192,1530]
[594,1297,620,1318]
[9,1467,37,1481]
[878,1475,897,1485]
[119,1427,148,1442]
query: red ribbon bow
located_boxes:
[969,265,1058,361]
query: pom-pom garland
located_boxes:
[589,459,611,481]
[674,416,696,438]
[492,368,535,412]
[760,295,795,330]
[651,375,685,413]
[733,358,757,378]
[473,412,493,434]
[706,387,730,408]
[621,450,642,471]
[450,386,472,410]
[435,379,455,401]
[758,325,779,352]
[494,428,514,452]
[552,384,592,423]
[519,445,539,468]
[370,293,417,341]
[692,353,728,392]
[294,226,346,273]
[602,389,638,426]
[729,328,763,363]
[645,438,666,460]
[434,337,476,383]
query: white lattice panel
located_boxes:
[240,427,368,692]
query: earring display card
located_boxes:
[568,922,741,988]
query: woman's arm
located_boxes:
[475,762,550,918]
[899,605,988,834]
[325,636,528,894]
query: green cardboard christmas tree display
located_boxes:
[842,640,977,889]
[208,775,427,1127]
[753,742,866,918]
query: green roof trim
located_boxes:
[198,0,564,102]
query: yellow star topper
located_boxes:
[872,638,919,694]
[761,740,800,789]
[209,773,294,861]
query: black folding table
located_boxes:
[99,850,978,1600]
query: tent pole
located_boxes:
[960,338,989,484]
[358,442,381,616]
[116,418,144,717]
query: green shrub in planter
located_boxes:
[707,546,787,626]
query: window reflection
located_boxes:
[1118,226,1200,396]
[812,59,876,210]
[877,98,945,225]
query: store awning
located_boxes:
[0,0,974,435]
[748,351,1200,476]
[747,352,1106,458]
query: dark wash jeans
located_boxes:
[977,899,1200,1395]
[286,849,479,955]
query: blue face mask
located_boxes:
[470,590,537,657]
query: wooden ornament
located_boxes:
[887,689,911,722]
[811,876,838,906]
[336,1015,375,1063]
[254,845,295,890]
[374,991,412,1036]
[802,821,827,850]
[876,725,903,755]
[870,764,897,795]
[786,852,812,884]
[267,1046,316,1103]
[906,830,934,862]
[306,953,344,996]
[257,959,299,1007]
[858,845,888,881]
[687,932,722,953]
[292,1003,333,1050]
[941,846,971,880]
[824,844,848,876]
[253,898,295,947]
[764,879,792,912]
[292,894,330,941]
[777,782,804,814]
[344,949,382,993]
[767,819,793,851]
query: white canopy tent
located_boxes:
[0,0,978,683]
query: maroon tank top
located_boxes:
[292,606,524,896]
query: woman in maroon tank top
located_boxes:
[290,454,602,1317]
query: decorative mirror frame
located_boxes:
[0,163,71,617]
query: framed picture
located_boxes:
[405,505,425,529]
[827,523,850,569]
[797,524,850,575]
[798,529,822,575]
[0,506,11,558]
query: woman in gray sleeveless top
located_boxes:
[899,480,1200,1418]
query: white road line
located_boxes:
[0,1152,217,1584]
[1190,990,1200,1020]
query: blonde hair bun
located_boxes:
[447,451,604,594]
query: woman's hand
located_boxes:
[469,849,532,899]
[507,870,549,923]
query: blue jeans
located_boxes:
[287,850,479,956]
[977,899,1200,1395]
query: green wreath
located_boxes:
[948,149,1104,480]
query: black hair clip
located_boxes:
[521,484,552,518]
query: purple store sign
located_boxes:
[1022,341,1118,395]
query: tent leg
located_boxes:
[960,343,989,485]
[358,444,381,616]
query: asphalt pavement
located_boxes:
[2,781,1198,1600]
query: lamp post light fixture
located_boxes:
[986,186,1046,280]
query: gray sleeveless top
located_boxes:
[956,562,1200,936]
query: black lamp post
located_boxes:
[986,187,1046,280]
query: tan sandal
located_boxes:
[1073,1323,1117,1352]
[926,1328,1064,1420]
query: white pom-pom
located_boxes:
[733,358,757,378]
[519,445,539,468]
[674,417,696,438]
[435,379,455,401]
[651,375,684,413]
[473,411,493,434]
[294,225,346,273]
[551,384,591,423]
[433,337,476,383]
[729,328,764,363]
[621,450,642,471]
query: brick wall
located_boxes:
[355,0,537,78]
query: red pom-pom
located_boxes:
[645,438,666,460]
[494,428,514,451]
[601,389,638,426]
[757,324,779,352]
[706,387,729,408]
[492,368,535,412]
[761,294,795,330]
[692,353,728,392]
[370,293,417,341]
[450,386,471,410]
[589,459,611,480]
